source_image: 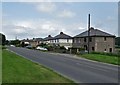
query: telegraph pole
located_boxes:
[15,36,17,40]
[88,14,90,54]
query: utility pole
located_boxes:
[15,36,17,40]
[88,14,90,54]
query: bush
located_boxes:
[60,46,66,50]
[46,46,54,51]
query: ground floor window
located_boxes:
[92,47,94,51]
[84,45,87,50]
[109,48,112,52]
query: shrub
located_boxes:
[60,46,66,50]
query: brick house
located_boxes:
[73,27,115,53]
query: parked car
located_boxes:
[10,45,15,47]
[26,45,32,49]
[36,46,48,51]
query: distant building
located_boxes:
[43,35,53,44]
[21,28,115,53]
[73,27,115,53]
[53,32,73,49]
[21,38,43,47]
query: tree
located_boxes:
[21,42,25,47]
[0,33,6,45]
[10,40,21,46]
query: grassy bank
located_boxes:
[2,49,76,84]
[0,46,2,84]
[79,53,119,65]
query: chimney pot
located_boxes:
[48,35,51,37]
[60,32,63,34]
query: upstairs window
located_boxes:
[89,37,92,42]
[79,39,81,43]
[104,37,106,41]
[84,38,86,42]
[67,39,69,42]
[74,39,76,43]
[73,39,74,43]
[57,39,59,43]
[92,47,94,51]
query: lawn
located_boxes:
[79,53,119,65]
[0,46,2,84]
[2,49,76,84]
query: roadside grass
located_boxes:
[0,45,2,84]
[36,48,119,65]
[2,49,76,84]
[79,53,119,65]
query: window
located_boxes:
[84,45,87,50]
[89,37,92,42]
[73,39,74,43]
[104,37,106,41]
[84,38,86,42]
[74,39,76,43]
[57,39,59,43]
[104,49,107,52]
[109,48,112,52]
[79,39,81,43]
[67,39,69,42]
[92,47,94,51]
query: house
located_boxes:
[73,27,115,53]
[43,35,53,44]
[21,38,43,47]
[53,32,73,49]
[34,38,44,45]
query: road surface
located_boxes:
[8,46,119,84]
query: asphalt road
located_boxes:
[8,46,119,83]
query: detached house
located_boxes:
[73,27,115,53]
[53,32,73,49]
[44,35,53,44]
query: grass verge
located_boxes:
[79,53,119,65]
[0,45,2,85]
[2,49,76,84]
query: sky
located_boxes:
[1,1,118,40]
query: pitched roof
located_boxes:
[44,35,53,41]
[21,39,34,42]
[34,38,43,41]
[74,27,115,38]
[54,32,72,39]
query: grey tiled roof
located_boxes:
[54,32,72,39]
[34,38,43,41]
[74,28,115,38]
[44,35,53,41]
[21,39,34,42]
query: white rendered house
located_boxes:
[53,32,73,49]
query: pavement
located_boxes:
[8,46,119,84]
